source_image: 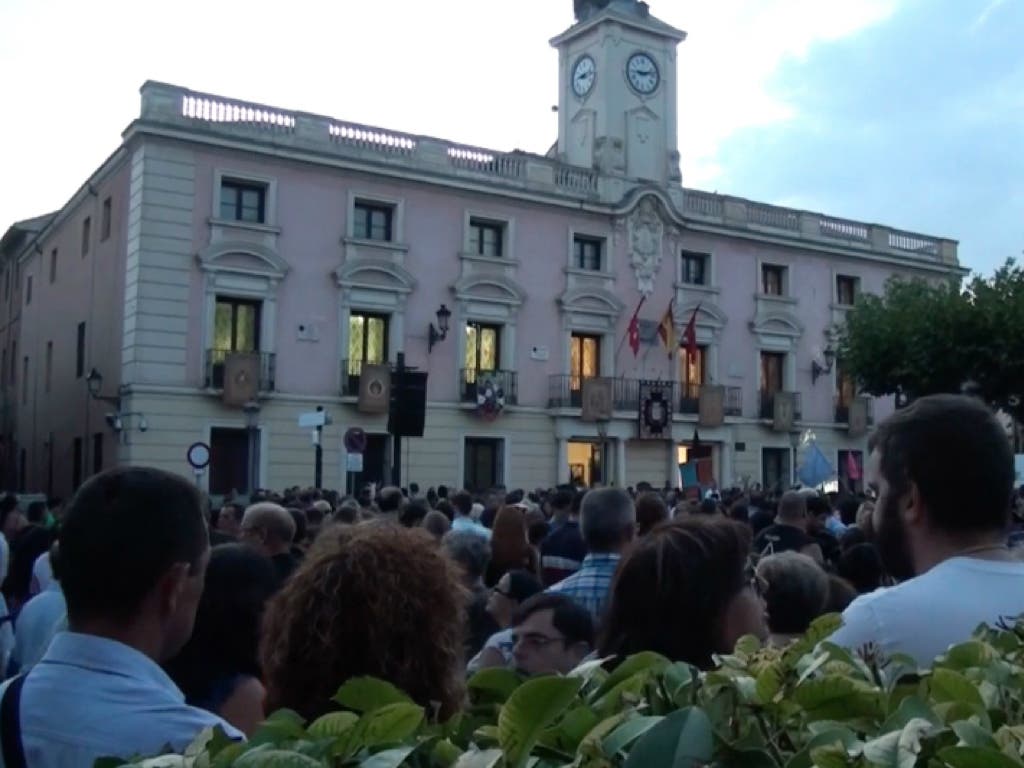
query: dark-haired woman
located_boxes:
[164,544,278,736]
[468,569,543,673]
[600,517,767,668]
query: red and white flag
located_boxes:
[627,296,645,357]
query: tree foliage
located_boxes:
[837,260,1024,423]
[111,615,1024,768]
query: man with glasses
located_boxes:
[510,594,594,676]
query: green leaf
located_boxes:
[952,721,998,750]
[360,746,417,768]
[432,739,465,768]
[786,728,860,768]
[234,749,326,767]
[250,709,308,744]
[361,703,426,748]
[807,744,851,768]
[792,675,883,721]
[467,668,523,703]
[307,711,360,739]
[940,642,996,671]
[938,746,1024,768]
[592,652,671,701]
[622,707,713,768]
[452,749,504,768]
[861,718,935,768]
[755,663,784,705]
[602,716,664,757]
[882,695,943,732]
[930,669,986,711]
[498,676,583,768]
[332,677,414,713]
[545,705,600,752]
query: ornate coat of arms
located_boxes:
[628,196,665,296]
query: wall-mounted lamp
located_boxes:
[427,304,452,353]
[86,367,121,408]
[811,345,836,385]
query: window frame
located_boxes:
[468,218,505,259]
[836,274,859,307]
[759,350,786,393]
[81,216,91,258]
[219,178,267,225]
[213,296,263,353]
[572,234,604,272]
[465,322,503,373]
[101,196,112,241]
[352,200,395,242]
[347,311,390,370]
[569,332,602,383]
[680,251,709,286]
[75,322,86,379]
[761,264,787,296]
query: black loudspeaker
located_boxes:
[388,371,427,437]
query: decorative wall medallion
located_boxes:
[628,196,665,296]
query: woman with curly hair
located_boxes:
[260,524,466,721]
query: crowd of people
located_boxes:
[0,393,1022,766]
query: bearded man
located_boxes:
[830,394,1024,665]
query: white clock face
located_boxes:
[626,52,660,95]
[572,55,596,97]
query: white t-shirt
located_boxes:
[831,556,1024,667]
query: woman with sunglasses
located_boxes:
[468,569,543,673]
[600,517,768,669]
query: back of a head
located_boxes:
[776,491,808,524]
[550,488,575,515]
[164,543,278,696]
[399,498,430,528]
[261,524,465,721]
[838,543,884,594]
[5,525,56,603]
[491,505,529,565]
[824,574,858,613]
[288,508,308,544]
[377,486,405,515]
[600,517,752,668]
[837,498,861,527]
[26,501,47,525]
[580,488,635,552]
[334,501,360,525]
[698,498,719,516]
[505,569,544,603]
[513,592,594,648]
[756,551,829,635]
[635,492,668,536]
[451,491,473,518]
[805,495,831,519]
[60,467,206,625]
[422,510,451,540]
[307,500,331,526]
[442,530,491,582]
[869,394,1014,534]
[244,502,296,546]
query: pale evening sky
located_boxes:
[0,0,1020,276]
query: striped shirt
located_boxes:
[546,553,621,623]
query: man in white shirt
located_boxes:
[831,394,1023,667]
[0,466,242,767]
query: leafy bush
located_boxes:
[107,615,1024,767]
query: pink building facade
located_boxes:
[1,2,962,498]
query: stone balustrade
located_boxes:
[139,81,957,265]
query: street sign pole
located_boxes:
[314,405,324,489]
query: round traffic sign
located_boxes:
[187,442,211,470]
[343,427,367,454]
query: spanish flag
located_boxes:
[657,301,675,357]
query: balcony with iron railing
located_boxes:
[835,396,875,425]
[679,383,744,417]
[759,390,803,421]
[547,376,644,411]
[204,349,276,392]
[460,369,518,406]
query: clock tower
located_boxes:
[551,0,686,187]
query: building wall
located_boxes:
[14,160,131,497]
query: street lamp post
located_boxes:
[789,430,801,488]
[243,400,261,498]
[597,419,609,487]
